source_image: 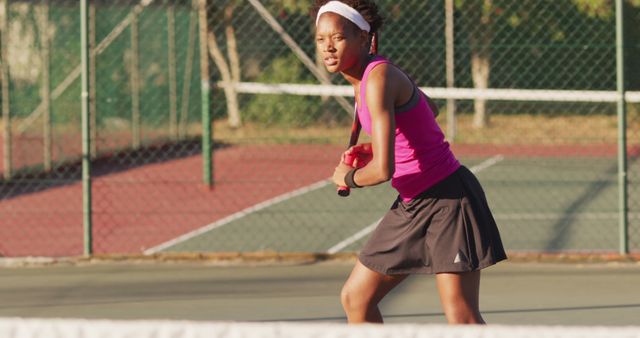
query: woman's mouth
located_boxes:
[324,56,338,67]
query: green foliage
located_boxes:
[572,0,613,19]
[571,0,640,19]
[454,0,640,24]
[243,54,321,127]
[267,0,311,14]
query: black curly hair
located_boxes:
[312,0,383,33]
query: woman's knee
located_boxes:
[340,284,359,311]
[340,283,372,313]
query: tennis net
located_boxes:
[1,318,640,338]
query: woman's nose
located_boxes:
[324,42,335,52]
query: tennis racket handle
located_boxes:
[337,153,357,197]
[337,186,351,197]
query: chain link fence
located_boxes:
[0,0,638,258]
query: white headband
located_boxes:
[316,1,371,33]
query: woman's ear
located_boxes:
[369,32,378,54]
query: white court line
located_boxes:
[470,154,505,172]
[144,179,331,255]
[325,155,506,254]
[327,220,382,254]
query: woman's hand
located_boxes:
[344,143,373,168]
[333,143,373,187]
[333,161,353,187]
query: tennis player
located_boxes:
[312,0,507,324]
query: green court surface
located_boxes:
[151,155,639,255]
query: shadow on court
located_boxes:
[545,154,640,251]
[0,138,217,201]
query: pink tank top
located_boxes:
[357,56,460,201]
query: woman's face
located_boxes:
[315,12,368,74]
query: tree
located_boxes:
[204,0,315,129]
[457,0,495,128]
[206,0,242,128]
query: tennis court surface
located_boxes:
[0,260,639,326]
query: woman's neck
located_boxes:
[341,53,374,87]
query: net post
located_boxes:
[198,0,213,188]
[89,2,97,158]
[80,0,93,256]
[615,0,629,255]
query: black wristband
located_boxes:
[344,168,362,189]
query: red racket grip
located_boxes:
[337,186,350,197]
[337,152,357,197]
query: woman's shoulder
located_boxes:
[365,58,412,92]
[365,55,393,75]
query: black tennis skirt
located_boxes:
[359,166,507,275]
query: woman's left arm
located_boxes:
[360,65,397,184]
[333,65,405,188]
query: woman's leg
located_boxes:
[341,260,408,323]
[436,270,485,324]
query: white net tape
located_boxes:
[1,318,639,338]
[221,82,640,103]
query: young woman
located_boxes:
[312,0,507,324]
